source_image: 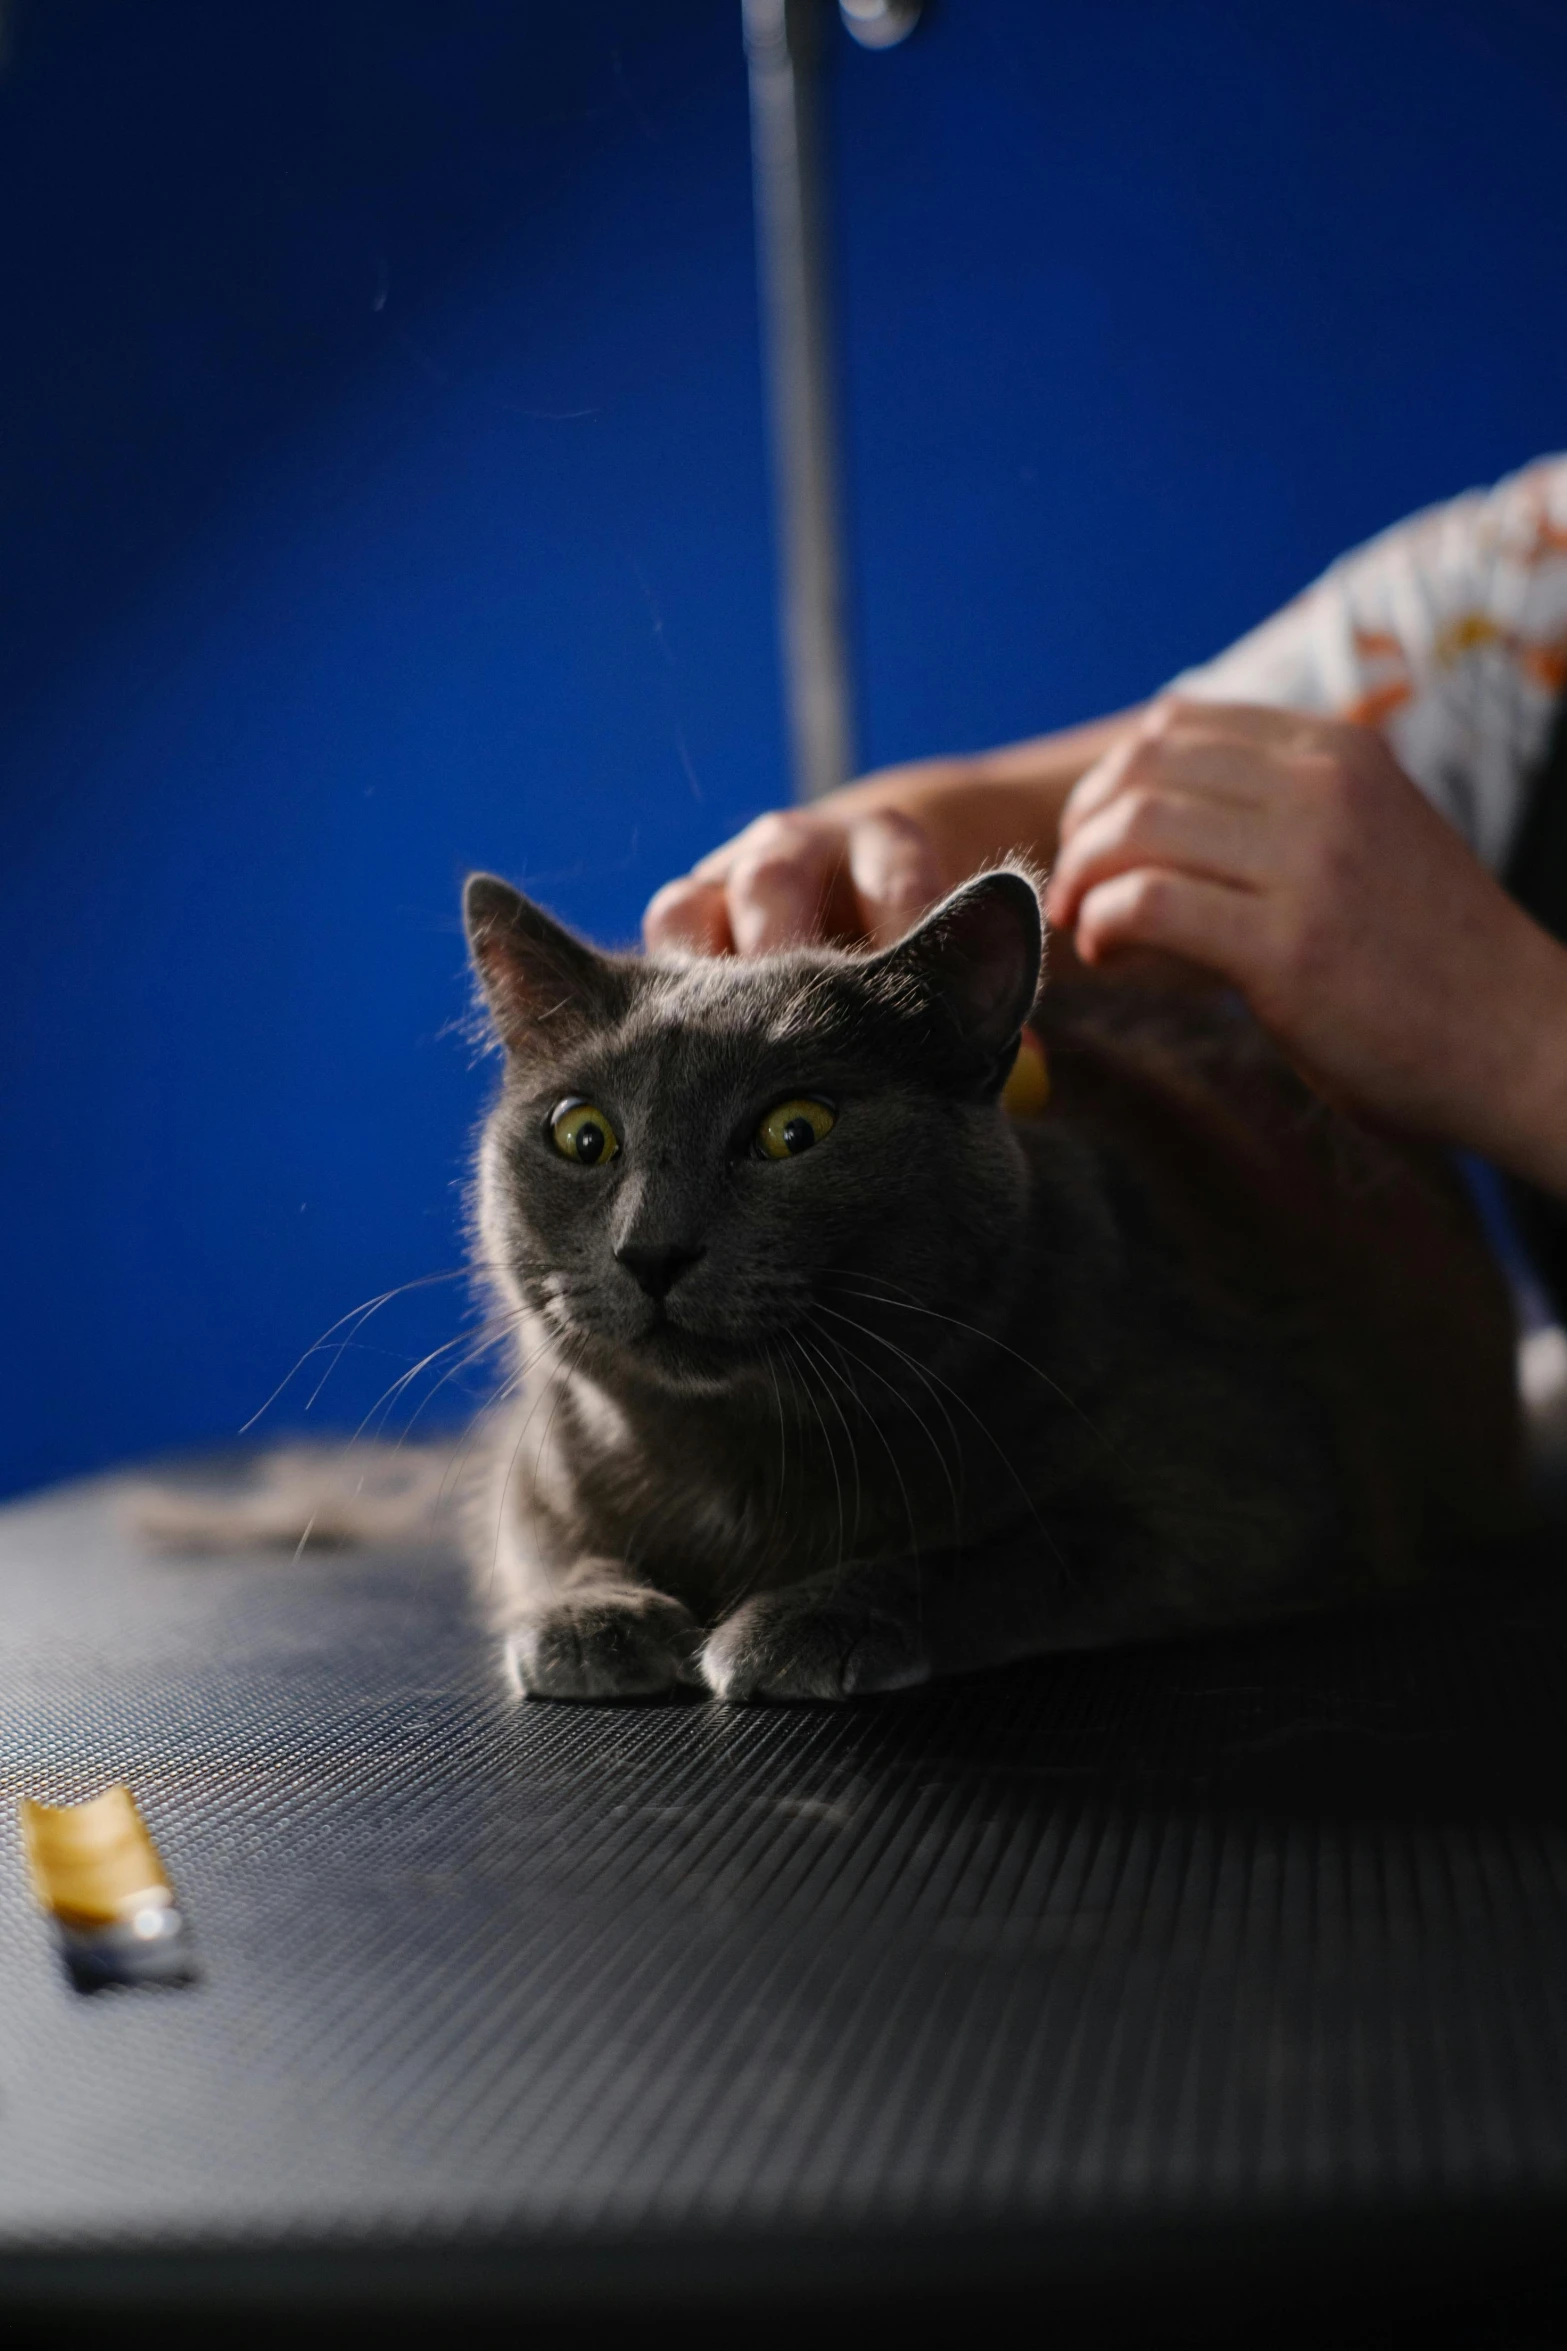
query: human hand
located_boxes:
[1046,698,1567,1189]
[643,803,942,956]
[642,713,1136,958]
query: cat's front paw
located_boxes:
[702,1583,929,1704]
[507,1588,699,1700]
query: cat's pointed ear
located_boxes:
[871,869,1044,1086]
[463,875,626,1058]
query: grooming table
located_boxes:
[1,1471,1565,2338]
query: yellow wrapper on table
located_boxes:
[20,1785,175,1930]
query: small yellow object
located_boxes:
[1001,1025,1050,1118]
[756,1096,836,1160]
[20,1785,175,1930]
[551,1099,619,1166]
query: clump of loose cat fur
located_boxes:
[126,1443,459,1554]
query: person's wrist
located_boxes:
[1462,917,1567,1198]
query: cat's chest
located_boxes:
[547,1367,1017,1607]
[539,1373,766,1565]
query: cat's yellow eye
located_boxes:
[755,1097,835,1162]
[550,1099,619,1167]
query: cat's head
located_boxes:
[464,869,1043,1396]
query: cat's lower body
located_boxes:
[124,1435,1191,1701]
[126,1361,1551,1705]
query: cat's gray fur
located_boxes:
[133,866,1523,1696]
[450,866,1523,1702]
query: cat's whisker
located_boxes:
[810,1311,963,1554]
[318,1291,532,1460]
[349,1325,507,1450]
[374,1330,525,1455]
[391,1311,532,1447]
[718,1342,809,1616]
[784,1332,849,1586]
[845,1307,1080,1579]
[812,1303,967,1480]
[791,1330,865,1561]
[242,1265,479,1431]
[762,1341,789,1513]
[305,1278,521,1420]
[793,1336,851,1585]
[826,1273,1118,1459]
[486,1332,588,1608]
[438,1358,531,1514]
[534,1337,588,1510]
[815,1300,1071,1574]
[816,1305,966,1468]
[720,1342,810,1613]
[802,1324,926,1569]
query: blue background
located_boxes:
[3,0,1565,1498]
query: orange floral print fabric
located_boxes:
[1174,455,1567,873]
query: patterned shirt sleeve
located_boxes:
[1171,454,1567,872]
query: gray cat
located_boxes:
[457,865,1524,1703]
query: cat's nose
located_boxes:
[614,1239,706,1300]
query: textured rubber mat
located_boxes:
[0,1472,1566,2318]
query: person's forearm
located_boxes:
[1468,921,1567,1201]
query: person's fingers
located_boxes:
[647,803,914,959]
[643,874,734,955]
[1073,865,1268,986]
[1136,695,1339,757]
[846,809,943,946]
[1060,689,1343,836]
[1047,786,1272,931]
[1060,717,1276,840]
[725,814,847,954]
[691,838,744,884]
[1127,736,1283,809]
[1056,727,1143,840]
[1160,696,1323,743]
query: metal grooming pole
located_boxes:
[742,0,920,803]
